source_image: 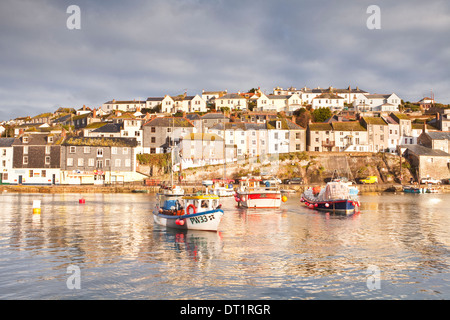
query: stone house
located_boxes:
[418,131,450,154]
[142,117,195,154]
[11,133,61,185]
[403,144,450,180]
[60,136,141,184]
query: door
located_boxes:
[18,175,23,185]
[52,174,56,185]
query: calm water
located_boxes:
[0,191,448,300]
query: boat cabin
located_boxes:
[183,195,222,214]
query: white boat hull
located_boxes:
[236,192,281,208]
[153,209,224,231]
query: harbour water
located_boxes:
[0,192,448,300]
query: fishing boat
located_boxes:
[153,193,224,231]
[234,176,285,209]
[301,180,360,214]
[403,185,421,193]
[403,185,440,194]
[204,179,235,197]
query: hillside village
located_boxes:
[0,86,449,186]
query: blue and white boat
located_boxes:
[153,193,224,231]
[301,181,360,214]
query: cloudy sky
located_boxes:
[1,0,449,120]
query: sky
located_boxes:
[1,0,449,120]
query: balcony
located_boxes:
[322,141,335,148]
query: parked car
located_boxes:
[283,177,304,184]
[263,177,282,185]
[360,176,378,184]
[420,177,441,185]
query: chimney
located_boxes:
[93,108,97,118]
[436,112,440,121]
[61,127,67,139]
[83,105,86,111]
[112,99,116,103]
[422,121,428,134]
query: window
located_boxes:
[78,158,84,166]
[315,147,320,151]
[45,156,50,164]
[67,158,73,166]
[23,156,28,164]
[96,160,103,168]
[97,148,103,157]
[296,144,301,151]
[69,146,76,153]
[23,136,29,143]
[2,160,5,167]
[150,148,156,154]
[115,159,121,167]
[41,170,46,178]
[151,137,156,143]
[2,149,6,156]
[45,146,51,154]
[112,147,117,154]
[125,159,131,167]
[23,146,28,154]
[29,170,33,178]
[84,147,90,153]
[105,159,110,167]
[296,133,301,139]
[123,148,128,154]
[88,158,94,166]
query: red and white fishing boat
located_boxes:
[234,176,284,209]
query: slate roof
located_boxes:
[404,144,450,157]
[91,123,122,133]
[0,137,17,147]
[425,131,450,140]
[143,117,194,128]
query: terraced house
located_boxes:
[60,137,143,185]
[142,117,195,154]
[11,133,61,185]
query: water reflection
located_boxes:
[0,192,449,299]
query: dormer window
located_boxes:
[48,136,53,143]
[23,136,29,143]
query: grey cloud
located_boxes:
[0,0,449,120]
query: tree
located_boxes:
[312,107,332,122]
[294,108,312,128]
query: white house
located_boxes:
[159,96,176,113]
[215,93,248,111]
[146,97,165,110]
[0,138,15,184]
[353,93,401,112]
[311,93,345,111]
[173,95,207,113]
[102,99,146,114]
[256,93,302,113]
[202,90,227,104]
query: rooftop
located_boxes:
[62,137,138,147]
